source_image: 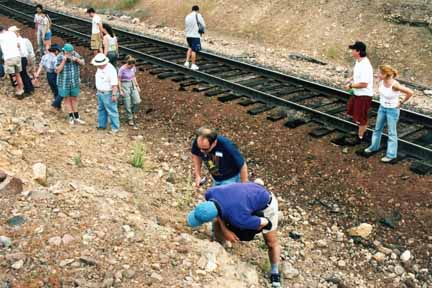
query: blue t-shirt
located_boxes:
[191,135,245,181]
[205,182,270,231]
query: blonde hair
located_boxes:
[379,65,399,79]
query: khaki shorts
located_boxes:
[4,56,22,74]
[262,193,278,234]
[91,33,102,50]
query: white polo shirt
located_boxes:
[95,63,118,92]
[353,57,374,97]
[18,36,35,59]
[92,14,102,34]
[0,31,20,60]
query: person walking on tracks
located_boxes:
[184,5,205,71]
[0,25,25,97]
[102,23,119,69]
[86,8,106,55]
[92,53,121,134]
[55,43,85,125]
[34,44,62,111]
[10,26,35,97]
[34,4,45,56]
[191,127,248,187]
[363,65,413,163]
[187,181,282,287]
[118,55,141,127]
[344,41,374,144]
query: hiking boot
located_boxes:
[270,273,281,288]
[191,64,199,71]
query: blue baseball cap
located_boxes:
[187,201,218,228]
[63,43,74,52]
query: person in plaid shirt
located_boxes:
[55,43,85,125]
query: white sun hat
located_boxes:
[91,53,110,66]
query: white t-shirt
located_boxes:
[0,31,21,60]
[185,11,206,38]
[92,14,102,34]
[95,63,118,91]
[18,37,35,58]
[353,57,374,97]
[34,14,44,32]
[104,35,117,52]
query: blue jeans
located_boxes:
[46,72,62,109]
[213,173,241,186]
[97,91,120,131]
[368,106,400,159]
[0,64,4,78]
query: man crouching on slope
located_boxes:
[187,180,281,287]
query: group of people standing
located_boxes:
[0,4,141,132]
[343,41,414,163]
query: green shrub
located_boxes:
[131,143,145,168]
[72,153,82,167]
[116,0,138,10]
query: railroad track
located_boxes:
[1,0,432,174]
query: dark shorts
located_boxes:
[186,37,201,53]
[347,95,372,125]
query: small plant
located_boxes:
[131,143,145,168]
[72,153,82,167]
[326,46,339,59]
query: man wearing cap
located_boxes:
[191,127,248,187]
[0,25,24,97]
[86,8,106,55]
[34,44,62,110]
[187,181,281,287]
[56,43,85,124]
[344,41,374,144]
[92,53,120,133]
[9,26,35,96]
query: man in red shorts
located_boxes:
[344,41,374,144]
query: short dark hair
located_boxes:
[359,50,367,57]
[196,127,217,145]
[86,7,95,14]
[36,4,43,10]
[192,5,199,11]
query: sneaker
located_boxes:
[128,120,134,126]
[184,61,190,68]
[364,148,373,154]
[74,118,86,125]
[190,64,199,71]
[110,129,120,135]
[381,156,395,163]
[133,114,138,120]
[69,116,75,125]
[270,273,281,288]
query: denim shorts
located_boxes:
[213,173,240,186]
[58,86,80,97]
[186,37,201,53]
[44,31,52,41]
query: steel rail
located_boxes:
[1,0,432,162]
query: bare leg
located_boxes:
[263,231,281,269]
[191,51,197,65]
[15,73,24,93]
[70,97,78,113]
[213,219,225,244]
[44,39,51,54]
[185,48,192,63]
[65,97,72,113]
[359,124,367,139]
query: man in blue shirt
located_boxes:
[187,182,281,287]
[191,127,248,187]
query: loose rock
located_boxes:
[347,223,373,239]
[32,163,47,186]
[400,250,412,263]
[0,236,12,248]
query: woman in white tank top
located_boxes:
[364,65,413,163]
[102,24,118,69]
